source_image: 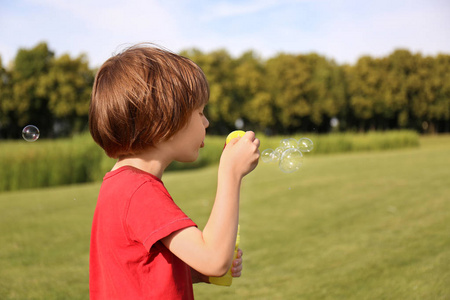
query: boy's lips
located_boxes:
[201,141,205,148]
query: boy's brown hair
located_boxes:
[89,44,209,158]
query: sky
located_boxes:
[1,0,449,68]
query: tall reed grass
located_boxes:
[0,135,106,192]
[0,130,419,192]
[261,130,420,154]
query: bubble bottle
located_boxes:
[209,225,240,286]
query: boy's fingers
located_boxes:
[231,262,243,276]
[243,131,256,141]
[231,270,241,278]
[237,248,243,258]
[254,137,260,148]
[233,258,242,267]
[232,266,242,274]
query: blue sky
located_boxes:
[1,0,449,68]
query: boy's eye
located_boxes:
[199,106,207,117]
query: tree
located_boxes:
[300,54,347,132]
[384,49,419,130]
[263,53,347,133]
[181,48,238,134]
[422,54,450,133]
[37,53,94,134]
[3,42,54,138]
[265,53,312,133]
[0,56,13,138]
[346,55,385,131]
[233,51,272,131]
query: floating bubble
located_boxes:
[260,136,313,173]
[22,125,40,142]
[280,138,298,150]
[279,148,303,173]
[298,138,313,152]
[271,151,281,162]
[261,149,274,163]
[272,147,284,162]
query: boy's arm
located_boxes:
[162,132,259,277]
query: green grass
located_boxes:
[0,135,449,299]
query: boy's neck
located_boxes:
[112,153,170,179]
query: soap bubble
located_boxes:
[22,125,40,142]
[280,138,298,149]
[279,148,303,173]
[261,149,274,163]
[298,138,313,152]
[260,136,313,173]
[273,147,284,162]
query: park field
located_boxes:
[0,135,449,299]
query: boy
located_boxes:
[89,44,260,299]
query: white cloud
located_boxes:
[0,0,183,66]
[1,0,449,68]
[201,0,281,21]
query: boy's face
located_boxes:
[162,105,209,163]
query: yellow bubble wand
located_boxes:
[209,130,245,286]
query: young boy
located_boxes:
[89,44,260,299]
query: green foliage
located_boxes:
[8,43,54,135]
[1,42,450,138]
[264,53,348,132]
[37,54,93,134]
[0,135,449,299]
[345,50,450,132]
[0,131,419,192]
[0,42,94,138]
[180,48,240,133]
[180,47,450,134]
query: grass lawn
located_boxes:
[0,135,449,299]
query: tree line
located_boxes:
[1,42,449,139]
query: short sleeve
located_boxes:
[125,181,196,252]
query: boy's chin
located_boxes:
[176,154,199,164]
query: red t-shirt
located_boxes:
[90,166,197,299]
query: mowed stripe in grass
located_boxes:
[0,135,449,299]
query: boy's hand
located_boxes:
[221,131,260,179]
[231,248,243,277]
